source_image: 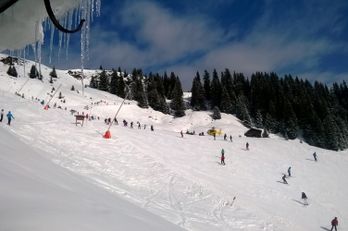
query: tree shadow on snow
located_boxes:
[292,199,307,206]
[320,226,331,231]
[305,158,315,161]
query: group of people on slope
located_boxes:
[0,109,14,126]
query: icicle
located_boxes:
[38,40,42,80]
[57,30,63,62]
[96,0,101,16]
[23,47,26,78]
[90,0,94,22]
[80,0,88,96]
[66,10,73,59]
[49,21,55,64]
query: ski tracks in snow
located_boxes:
[11,118,273,230]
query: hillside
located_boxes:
[1,55,347,230]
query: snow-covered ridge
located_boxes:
[1,55,347,231]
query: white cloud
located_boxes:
[82,0,347,89]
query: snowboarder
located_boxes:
[246,142,249,150]
[224,134,227,141]
[229,135,233,142]
[282,174,288,184]
[221,149,225,165]
[288,166,291,177]
[331,217,338,231]
[301,192,308,205]
[6,111,14,126]
[180,130,184,138]
[0,109,4,122]
[313,152,317,162]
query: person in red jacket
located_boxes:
[220,149,225,165]
[331,217,338,231]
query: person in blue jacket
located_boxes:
[7,111,14,125]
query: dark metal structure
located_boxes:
[0,0,85,33]
[0,0,18,13]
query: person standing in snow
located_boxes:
[288,167,292,177]
[151,125,154,131]
[282,174,288,184]
[229,135,233,142]
[331,217,338,231]
[221,149,225,165]
[6,111,14,126]
[246,142,249,150]
[301,192,308,205]
[0,109,4,122]
[313,152,317,162]
[180,130,184,138]
[224,134,227,141]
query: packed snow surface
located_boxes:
[1,55,347,230]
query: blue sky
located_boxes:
[44,0,348,88]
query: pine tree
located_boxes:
[236,95,251,125]
[116,74,126,98]
[136,79,149,108]
[203,70,211,101]
[147,77,169,114]
[50,66,57,78]
[109,70,118,95]
[323,113,340,150]
[255,110,263,128]
[98,70,109,92]
[212,106,221,120]
[170,77,185,117]
[89,76,98,89]
[190,71,206,110]
[7,65,18,77]
[210,69,221,108]
[220,86,233,114]
[29,65,39,79]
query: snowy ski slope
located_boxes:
[1,55,347,230]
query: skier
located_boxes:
[221,149,225,165]
[282,174,288,184]
[0,109,4,122]
[6,111,14,126]
[288,166,292,177]
[130,122,133,128]
[301,192,308,205]
[246,142,249,150]
[229,135,233,142]
[151,125,154,131]
[224,134,227,141]
[313,152,317,162]
[331,217,338,231]
[180,130,184,138]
